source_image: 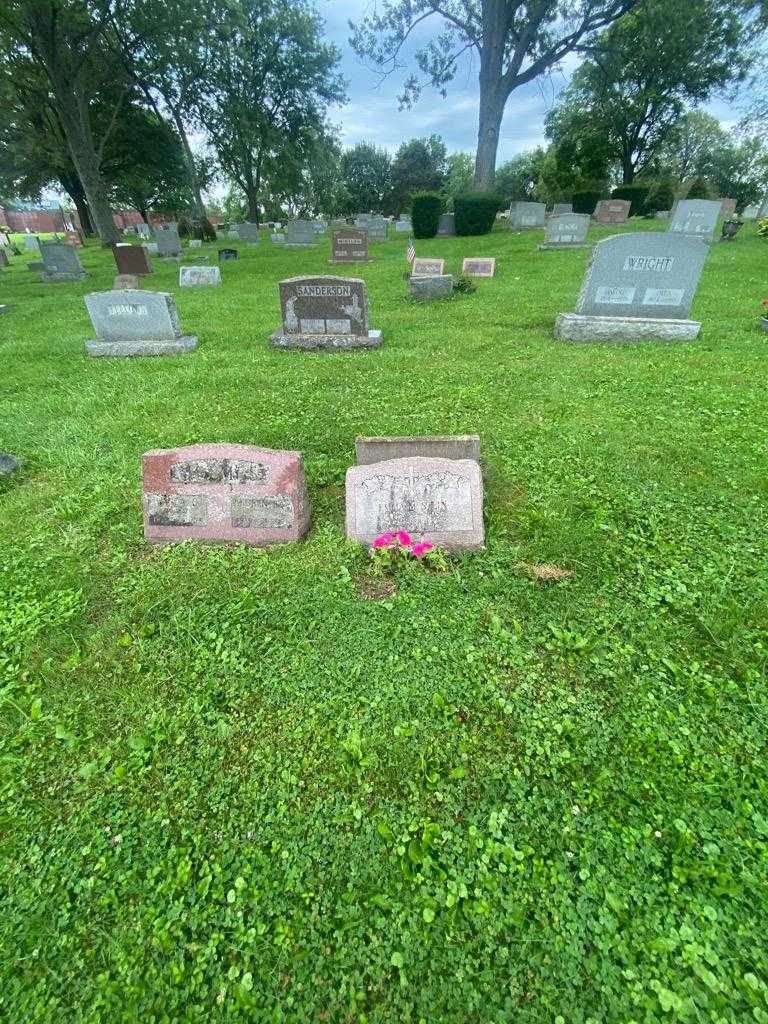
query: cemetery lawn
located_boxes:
[3,222,768,1023]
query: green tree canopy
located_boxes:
[390,135,446,212]
[339,142,392,215]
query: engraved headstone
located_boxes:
[330,228,370,263]
[361,215,388,242]
[719,198,737,218]
[395,217,412,232]
[271,233,285,243]
[237,222,260,245]
[270,275,382,351]
[112,244,152,276]
[742,205,759,220]
[509,202,546,229]
[145,242,159,255]
[143,444,310,546]
[285,220,317,246]
[84,289,197,357]
[39,240,87,282]
[227,226,240,239]
[594,199,631,225]
[156,225,182,257]
[411,257,445,278]
[437,213,456,236]
[551,203,573,216]
[113,274,140,290]
[409,276,453,300]
[539,213,591,249]
[218,248,238,261]
[136,223,151,239]
[179,265,221,287]
[461,257,496,277]
[346,457,484,551]
[668,199,723,243]
[555,232,708,342]
[356,435,480,465]
[188,239,202,249]
[25,236,40,252]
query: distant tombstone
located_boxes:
[594,200,631,225]
[0,250,8,269]
[136,223,151,239]
[356,435,480,465]
[555,232,708,343]
[655,211,671,220]
[395,217,412,232]
[742,205,759,221]
[668,200,722,243]
[354,213,374,228]
[539,213,591,249]
[113,274,140,290]
[84,289,197,357]
[0,231,10,247]
[551,203,573,216]
[227,226,240,239]
[188,239,202,249]
[759,195,768,218]
[271,233,285,243]
[179,265,221,287]
[145,242,159,255]
[409,276,453,301]
[362,216,388,242]
[238,222,260,245]
[411,257,445,278]
[39,240,87,282]
[461,257,496,277]
[25,236,40,252]
[142,443,310,547]
[285,220,317,246]
[270,275,382,351]
[330,228,370,263]
[510,202,546,229]
[112,244,152,277]
[346,456,484,551]
[156,225,182,257]
[218,248,238,261]
[437,213,456,236]
[719,198,737,218]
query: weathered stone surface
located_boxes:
[719,198,737,218]
[330,228,370,263]
[409,275,453,300]
[742,205,759,220]
[668,200,721,242]
[218,248,238,261]
[594,200,631,224]
[39,241,86,282]
[179,266,221,287]
[360,216,388,242]
[24,236,40,252]
[145,242,159,255]
[238,222,260,244]
[551,203,573,216]
[270,275,382,350]
[156,226,182,256]
[113,274,140,290]
[395,218,412,232]
[437,213,456,236]
[575,232,708,320]
[509,202,546,229]
[346,456,484,551]
[285,220,316,246]
[84,289,197,357]
[188,239,202,248]
[271,234,285,243]
[143,443,310,546]
[136,224,151,238]
[411,257,445,278]
[356,435,481,465]
[0,451,21,475]
[461,257,495,277]
[555,313,701,342]
[539,213,590,249]
[112,244,152,276]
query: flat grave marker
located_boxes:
[411,257,445,278]
[461,257,496,277]
[218,248,238,261]
[356,435,481,465]
[409,276,453,300]
[180,266,221,287]
[84,289,197,357]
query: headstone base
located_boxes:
[85,336,198,357]
[270,329,382,351]
[41,272,87,283]
[555,313,700,343]
[328,259,372,264]
[537,242,590,250]
[284,243,315,248]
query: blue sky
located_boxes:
[319,0,749,162]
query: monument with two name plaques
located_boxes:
[270,275,382,351]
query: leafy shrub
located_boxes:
[611,184,651,217]
[454,193,501,235]
[644,181,676,216]
[687,177,712,199]
[572,190,602,215]
[411,192,443,238]
[758,218,768,239]
[452,275,477,294]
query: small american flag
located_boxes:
[406,237,415,264]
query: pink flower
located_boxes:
[372,532,395,548]
[395,530,412,547]
[411,542,434,559]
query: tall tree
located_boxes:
[390,135,447,211]
[657,110,728,182]
[339,142,392,215]
[494,148,547,204]
[707,134,768,209]
[0,1,125,243]
[442,152,474,205]
[190,0,345,223]
[350,0,641,190]
[548,0,753,184]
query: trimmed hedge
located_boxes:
[644,182,676,216]
[411,192,443,238]
[573,190,602,215]
[611,184,651,217]
[687,177,712,199]
[454,193,502,235]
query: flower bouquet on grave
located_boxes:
[368,531,447,575]
[721,218,743,241]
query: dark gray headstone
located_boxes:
[509,202,546,229]
[218,248,238,261]
[0,451,21,476]
[437,213,456,236]
[331,228,370,263]
[270,275,382,350]
[668,200,722,243]
[409,275,453,301]
[39,241,86,282]
[84,289,197,357]
[540,213,590,249]
[238,222,260,244]
[156,226,182,257]
[285,220,316,246]
[551,203,573,216]
[361,216,388,242]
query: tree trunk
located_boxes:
[622,157,636,184]
[168,104,207,222]
[59,171,95,235]
[474,37,507,191]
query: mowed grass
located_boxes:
[1,221,768,1022]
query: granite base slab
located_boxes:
[555,313,700,343]
[270,330,382,351]
[42,272,88,283]
[85,336,198,357]
[538,243,590,250]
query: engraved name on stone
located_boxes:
[296,284,352,297]
[359,469,474,535]
[643,288,684,306]
[108,304,149,316]
[623,256,675,272]
[147,493,207,526]
[231,495,295,529]
[169,459,268,484]
[595,287,636,304]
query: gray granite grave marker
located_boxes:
[509,202,546,229]
[539,213,591,249]
[285,220,317,246]
[39,241,87,282]
[437,213,456,236]
[362,216,388,242]
[270,275,382,351]
[84,289,197,357]
[668,200,721,243]
[156,225,182,257]
[409,276,453,300]
[24,236,40,252]
[411,257,445,278]
[356,435,480,465]
[218,248,238,261]
[179,266,221,287]
[238,222,260,245]
[551,203,573,216]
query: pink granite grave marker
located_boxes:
[142,443,310,546]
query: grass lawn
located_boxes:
[1,221,768,1022]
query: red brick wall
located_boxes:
[0,207,66,232]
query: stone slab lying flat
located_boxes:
[270,330,382,351]
[0,451,21,475]
[555,313,700,343]
[409,275,453,300]
[143,443,310,546]
[355,435,481,465]
[85,337,198,357]
[346,456,484,551]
